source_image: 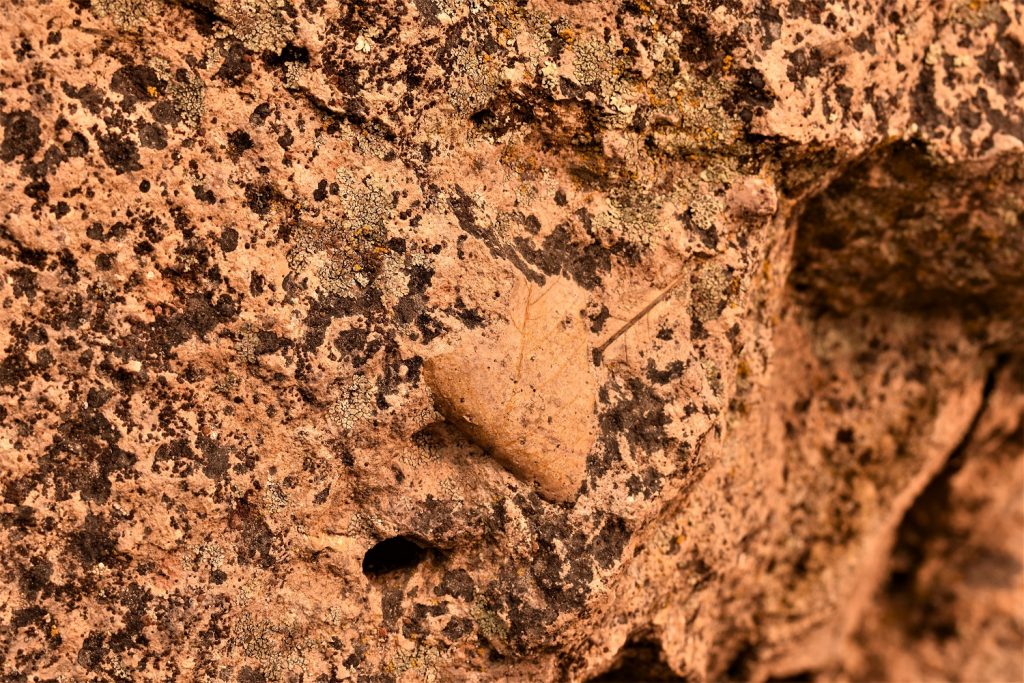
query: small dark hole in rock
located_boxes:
[469,108,495,126]
[362,536,429,578]
[767,672,815,682]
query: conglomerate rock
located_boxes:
[0,0,1021,681]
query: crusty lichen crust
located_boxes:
[1,0,1021,681]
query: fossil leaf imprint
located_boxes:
[424,275,599,502]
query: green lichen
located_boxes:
[471,601,510,652]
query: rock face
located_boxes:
[0,0,1020,681]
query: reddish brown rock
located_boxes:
[0,0,1020,681]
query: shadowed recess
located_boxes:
[361,536,431,578]
[590,638,684,681]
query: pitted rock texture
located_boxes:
[0,0,1021,682]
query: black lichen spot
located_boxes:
[785,46,825,84]
[1,110,42,162]
[626,466,664,499]
[531,536,592,611]
[70,512,125,569]
[61,81,106,115]
[442,616,474,641]
[451,297,485,328]
[230,496,275,569]
[196,434,230,479]
[313,179,328,202]
[1,504,34,530]
[96,132,143,174]
[249,272,265,296]
[646,360,685,385]
[435,568,475,601]
[227,129,254,157]
[250,102,272,126]
[313,485,330,504]
[265,42,310,68]
[731,67,775,121]
[0,345,34,389]
[403,602,449,639]
[151,100,179,126]
[110,64,162,111]
[450,185,545,285]
[237,666,267,683]
[696,224,718,249]
[18,555,53,600]
[9,267,38,300]
[152,438,197,476]
[589,304,611,333]
[254,329,291,356]
[11,605,48,630]
[277,127,294,150]
[216,39,252,85]
[219,226,239,253]
[516,223,611,290]
[244,183,276,216]
[302,291,381,352]
[77,631,107,671]
[192,184,216,204]
[589,378,673,478]
[37,407,137,504]
[23,179,49,205]
[154,282,240,353]
[415,312,445,342]
[63,131,89,157]
[137,122,167,150]
[593,515,631,570]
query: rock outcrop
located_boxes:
[1,0,1021,681]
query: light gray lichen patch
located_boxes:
[91,0,162,30]
[690,262,733,324]
[149,59,206,130]
[286,174,394,294]
[217,0,295,54]
[328,375,377,432]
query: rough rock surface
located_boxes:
[0,0,1021,681]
